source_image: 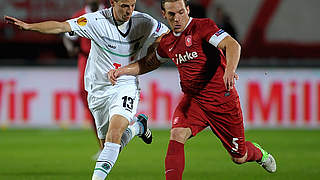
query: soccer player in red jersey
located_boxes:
[108,0,276,179]
[63,0,105,149]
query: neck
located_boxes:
[173,17,192,36]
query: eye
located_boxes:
[168,12,175,17]
[121,4,129,8]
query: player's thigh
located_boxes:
[172,95,207,138]
[208,99,246,158]
[109,84,140,124]
[88,84,140,140]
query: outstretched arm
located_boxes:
[4,16,71,34]
[217,35,241,91]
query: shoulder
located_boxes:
[159,32,173,45]
[131,11,157,22]
[98,8,113,20]
[162,32,172,40]
[193,18,216,26]
[79,9,110,25]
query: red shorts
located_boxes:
[172,95,246,158]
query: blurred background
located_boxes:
[1,0,319,129]
[0,0,320,180]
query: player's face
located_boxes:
[162,0,190,33]
[112,0,136,23]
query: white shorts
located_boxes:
[88,83,140,139]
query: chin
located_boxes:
[174,29,182,33]
[124,18,130,22]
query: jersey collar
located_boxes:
[173,17,193,37]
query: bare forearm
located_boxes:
[117,61,141,76]
[118,53,161,76]
[217,36,241,90]
[138,57,161,75]
[27,21,71,34]
[225,40,241,72]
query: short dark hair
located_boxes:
[161,0,189,11]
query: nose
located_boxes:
[174,14,180,22]
[127,6,134,15]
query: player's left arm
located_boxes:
[108,52,161,85]
[108,34,169,85]
[217,36,241,91]
[108,17,169,85]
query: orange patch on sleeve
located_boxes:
[77,17,88,26]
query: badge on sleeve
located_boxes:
[77,17,88,26]
[185,35,192,47]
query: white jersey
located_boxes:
[67,8,168,97]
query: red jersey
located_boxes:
[157,18,238,109]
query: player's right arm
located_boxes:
[4,16,71,34]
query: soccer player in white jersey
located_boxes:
[4,0,169,179]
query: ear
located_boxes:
[161,10,166,19]
[110,0,115,7]
[186,5,190,15]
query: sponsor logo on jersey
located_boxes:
[172,51,198,65]
[77,17,87,26]
[214,29,224,36]
[185,35,192,47]
[107,44,116,49]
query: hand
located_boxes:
[4,16,29,30]
[223,69,239,91]
[107,69,120,85]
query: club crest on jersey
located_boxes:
[185,35,192,47]
[77,17,87,26]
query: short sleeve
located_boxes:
[66,13,96,40]
[200,19,229,47]
[146,14,169,38]
[153,21,169,38]
[156,38,170,63]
